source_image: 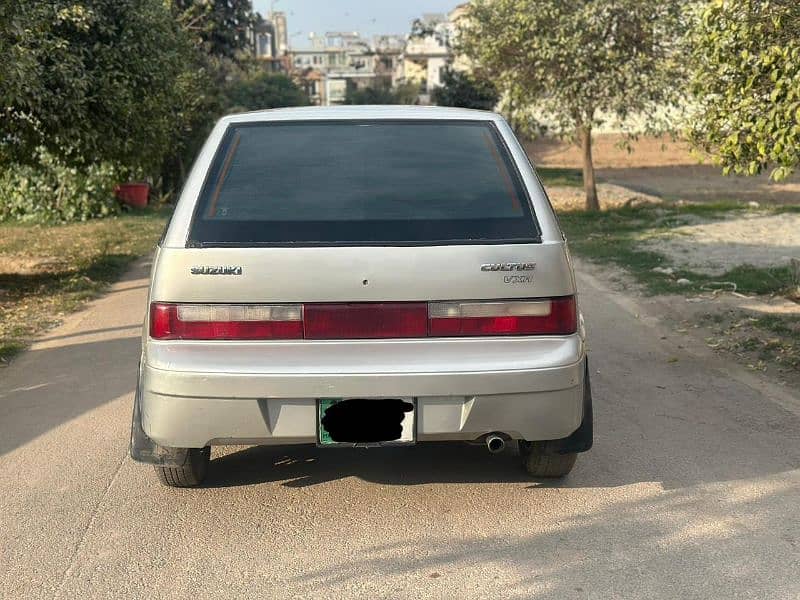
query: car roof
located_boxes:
[221,105,503,124]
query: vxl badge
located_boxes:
[481,262,536,285]
[190,265,243,275]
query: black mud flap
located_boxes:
[542,359,594,455]
[129,367,189,467]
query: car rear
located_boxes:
[131,106,591,486]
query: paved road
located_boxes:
[2,258,799,599]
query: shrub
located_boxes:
[0,150,121,223]
[343,83,420,105]
[224,72,309,111]
[431,69,499,110]
[344,85,398,105]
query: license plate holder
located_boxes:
[317,398,416,447]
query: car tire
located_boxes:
[519,441,577,478]
[154,447,211,487]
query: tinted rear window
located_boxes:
[189,120,539,246]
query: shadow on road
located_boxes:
[37,325,143,344]
[0,336,139,456]
[206,442,535,488]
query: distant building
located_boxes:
[297,69,324,105]
[290,32,359,71]
[285,5,472,108]
[395,14,451,103]
[250,11,290,71]
[272,11,288,56]
[289,31,401,106]
[252,20,276,60]
[374,35,406,88]
[393,6,469,104]
[447,3,472,73]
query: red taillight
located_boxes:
[149,303,303,340]
[428,297,577,337]
[149,297,577,340]
[304,303,428,339]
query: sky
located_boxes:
[253,0,460,48]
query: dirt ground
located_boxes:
[582,259,800,387]
[526,134,800,204]
[546,183,662,212]
[640,212,800,275]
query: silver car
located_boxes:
[130,106,592,487]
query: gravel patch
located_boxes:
[639,213,800,275]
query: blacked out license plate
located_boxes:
[317,398,416,447]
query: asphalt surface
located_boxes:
[1,258,799,599]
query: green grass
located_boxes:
[558,203,797,296]
[537,167,585,188]
[0,206,170,365]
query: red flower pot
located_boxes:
[115,183,150,209]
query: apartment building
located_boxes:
[250,11,289,71]
[393,5,472,103]
[290,32,405,105]
[287,4,469,106]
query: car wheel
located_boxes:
[519,441,577,478]
[154,447,211,487]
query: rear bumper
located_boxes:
[138,354,587,448]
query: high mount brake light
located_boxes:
[149,297,577,340]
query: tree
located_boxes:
[343,84,418,105]
[688,0,800,181]
[432,68,499,110]
[344,85,398,105]
[159,1,259,189]
[393,82,421,105]
[173,0,254,61]
[224,72,309,111]
[459,0,688,211]
[0,0,198,176]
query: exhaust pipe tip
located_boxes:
[486,434,506,454]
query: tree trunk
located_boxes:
[507,94,516,134]
[579,125,599,211]
[178,154,186,185]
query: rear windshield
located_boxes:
[189,120,539,246]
